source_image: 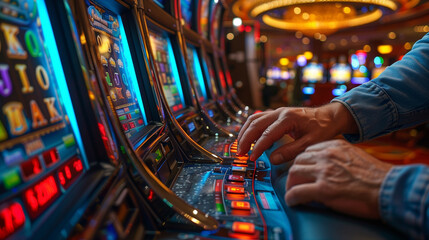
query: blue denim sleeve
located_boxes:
[332,32,429,142]
[379,165,429,239]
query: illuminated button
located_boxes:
[233,160,247,165]
[2,168,21,190]
[226,186,244,194]
[232,222,255,234]
[20,157,43,180]
[232,166,246,172]
[231,201,250,210]
[215,179,223,193]
[235,156,248,161]
[62,134,76,147]
[228,175,244,182]
[43,148,60,167]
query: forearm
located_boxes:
[379,165,429,239]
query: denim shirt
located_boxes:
[333,32,429,239]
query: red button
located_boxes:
[227,186,244,194]
[228,175,244,182]
[231,201,250,210]
[232,222,255,234]
[215,180,223,193]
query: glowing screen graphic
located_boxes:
[149,29,185,113]
[87,1,147,141]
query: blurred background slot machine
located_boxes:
[179,0,243,134]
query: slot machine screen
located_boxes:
[153,0,166,9]
[329,63,351,83]
[86,1,148,143]
[211,3,221,46]
[0,0,87,235]
[181,0,193,29]
[302,63,324,83]
[200,0,210,39]
[202,55,219,97]
[186,45,208,103]
[148,29,186,113]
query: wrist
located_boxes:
[324,102,358,136]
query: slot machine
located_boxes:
[137,0,242,161]
[209,1,251,119]
[0,0,145,239]
[68,0,291,239]
[200,0,247,123]
[177,0,243,134]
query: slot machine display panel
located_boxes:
[0,1,109,238]
[86,1,148,145]
[148,29,186,114]
[199,0,210,40]
[180,0,194,29]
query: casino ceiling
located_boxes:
[223,0,429,60]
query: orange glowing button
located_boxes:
[231,201,250,210]
[230,149,237,153]
[236,156,248,160]
[227,186,245,194]
[228,175,244,182]
[233,160,247,164]
[232,222,255,234]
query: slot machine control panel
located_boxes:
[144,139,293,239]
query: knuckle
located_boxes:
[288,165,298,175]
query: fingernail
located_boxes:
[271,154,284,164]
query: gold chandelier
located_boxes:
[232,0,406,36]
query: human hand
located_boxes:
[237,102,358,163]
[285,139,393,219]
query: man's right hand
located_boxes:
[237,102,358,164]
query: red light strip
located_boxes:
[23,175,60,219]
[57,157,84,190]
[0,202,26,239]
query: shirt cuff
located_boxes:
[331,82,398,143]
[379,165,429,239]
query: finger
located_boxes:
[249,119,290,161]
[305,139,347,152]
[286,164,317,191]
[285,183,320,206]
[237,112,279,156]
[270,135,313,164]
[294,151,319,165]
[237,112,267,143]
